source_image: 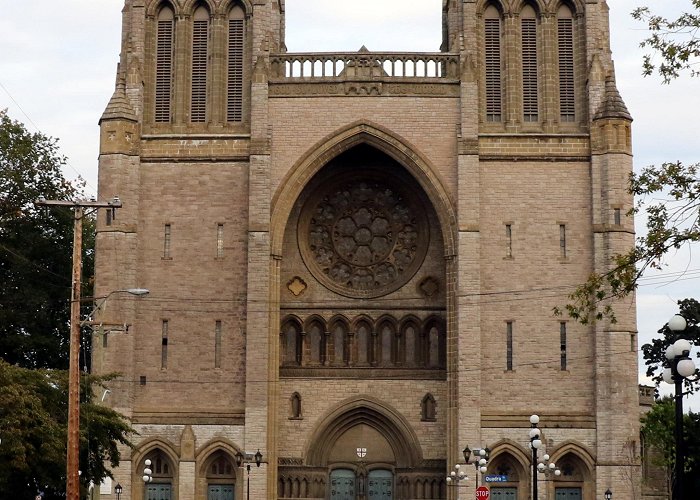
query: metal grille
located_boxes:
[558,18,575,122]
[485,18,502,122]
[521,18,539,122]
[227,19,244,122]
[560,321,567,370]
[155,20,173,123]
[506,321,513,371]
[191,19,209,123]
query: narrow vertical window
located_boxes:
[290,392,302,419]
[215,320,222,368]
[161,320,169,369]
[163,224,171,258]
[521,5,539,122]
[506,321,513,371]
[559,224,567,259]
[227,7,245,122]
[505,224,513,258]
[614,208,621,225]
[560,322,567,370]
[155,7,174,123]
[484,6,502,122]
[191,6,210,123]
[216,224,224,258]
[557,5,575,122]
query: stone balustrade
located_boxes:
[270,52,460,80]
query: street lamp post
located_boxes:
[235,450,263,500]
[142,458,153,484]
[114,483,122,500]
[446,446,489,490]
[664,314,697,500]
[604,488,612,500]
[528,415,560,500]
[529,415,542,500]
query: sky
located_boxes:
[0,0,698,408]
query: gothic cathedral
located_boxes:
[94,1,639,499]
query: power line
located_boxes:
[0,80,97,193]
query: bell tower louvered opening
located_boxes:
[558,5,575,122]
[227,6,245,123]
[191,6,210,123]
[155,6,174,123]
[484,5,502,123]
[521,5,539,123]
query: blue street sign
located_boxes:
[484,475,508,483]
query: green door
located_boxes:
[330,469,356,500]
[367,470,393,499]
[145,483,172,500]
[208,484,235,500]
[555,487,582,500]
[491,487,517,499]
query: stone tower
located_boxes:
[94,1,639,499]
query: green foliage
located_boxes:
[556,4,700,324]
[642,298,700,393]
[641,396,700,496]
[0,110,96,369]
[633,1,700,83]
[556,161,700,324]
[0,360,133,498]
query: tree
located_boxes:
[641,396,700,497]
[0,360,133,499]
[633,1,700,83]
[559,3,700,324]
[0,109,94,368]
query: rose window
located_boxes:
[299,178,429,298]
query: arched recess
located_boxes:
[486,440,531,497]
[270,121,457,259]
[181,0,216,15]
[549,440,596,478]
[217,0,253,18]
[304,396,424,468]
[552,0,585,16]
[131,439,180,500]
[488,439,531,471]
[146,0,180,18]
[476,0,504,16]
[195,440,242,500]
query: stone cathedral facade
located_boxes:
[94,1,640,499]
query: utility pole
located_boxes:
[35,196,122,500]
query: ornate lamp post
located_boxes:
[114,483,122,500]
[528,415,560,499]
[142,458,153,484]
[235,450,263,500]
[529,415,543,500]
[445,462,469,487]
[664,314,697,500]
[605,488,612,500]
[446,446,490,489]
[536,454,561,479]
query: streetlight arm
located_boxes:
[81,288,149,326]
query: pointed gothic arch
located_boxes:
[304,396,423,468]
[270,121,457,259]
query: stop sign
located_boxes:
[476,486,490,500]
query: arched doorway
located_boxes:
[205,451,236,500]
[142,449,176,500]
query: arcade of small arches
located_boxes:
[279,314,447,371]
